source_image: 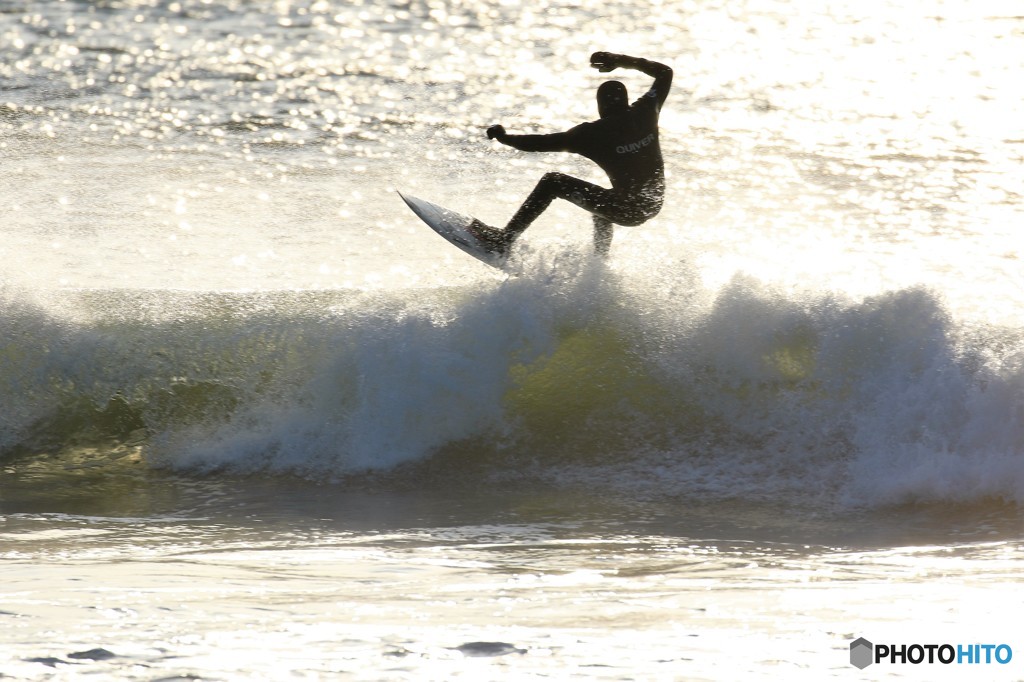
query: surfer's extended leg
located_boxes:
[470,172,624,256]
[505,172,611,239]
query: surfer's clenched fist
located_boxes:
[486,124,506,141]
[589,51,619,72]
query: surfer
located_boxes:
[469,51,672,257]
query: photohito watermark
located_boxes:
[850,637,1013,670]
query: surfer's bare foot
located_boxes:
[467,219,512,256]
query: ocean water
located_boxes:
[2,0,1023,679]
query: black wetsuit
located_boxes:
[495,57,671,253]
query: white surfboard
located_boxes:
[398,191,507,269]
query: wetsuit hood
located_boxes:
[597,80,629,118]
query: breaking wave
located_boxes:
[3,251,1023,509]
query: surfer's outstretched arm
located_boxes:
[486,124,572,153]
[590,52,672,110]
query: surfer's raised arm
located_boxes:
[589,52,673,110]
[484,52,672,151]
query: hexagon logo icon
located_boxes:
[850,637,873,669]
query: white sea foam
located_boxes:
[4,252,1023,509]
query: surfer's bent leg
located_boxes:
[505,172,613,239]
